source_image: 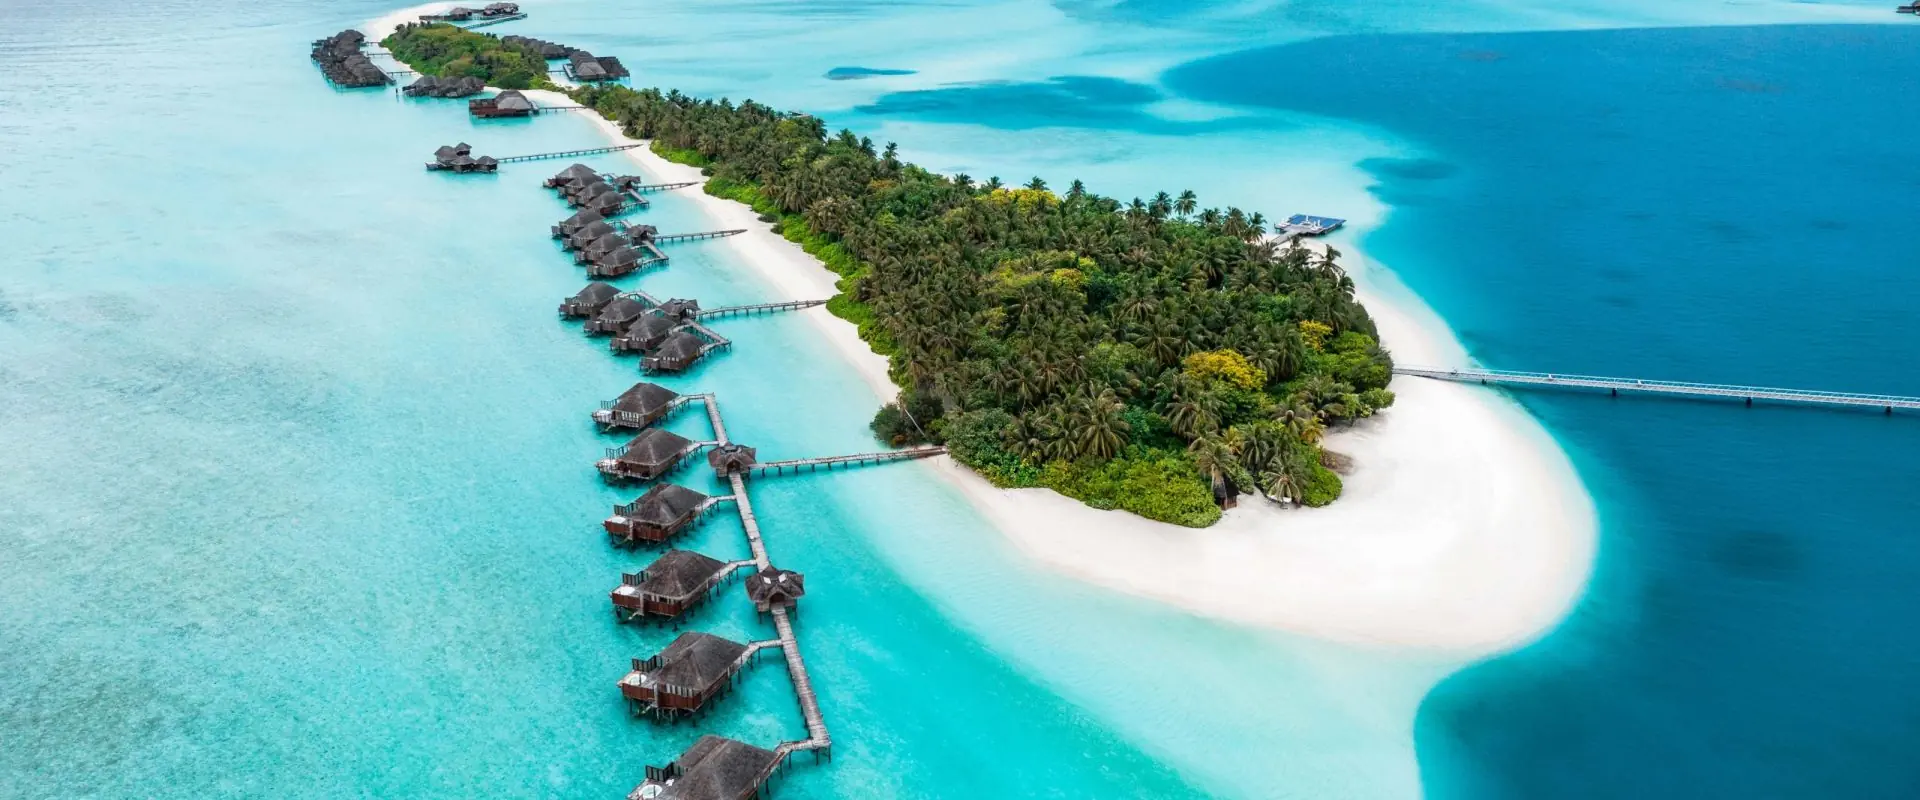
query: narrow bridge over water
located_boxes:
[1394,366,1920,414]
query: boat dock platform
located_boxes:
[1278,214,1346,237]
[1394,366,1920,414]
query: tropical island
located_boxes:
[557,85,1394,527]
[373,19,1401,527]
[382,22,553,90]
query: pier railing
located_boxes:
[750,446,947,477]
[1394,366,1920,412]
[498,143,643,164]
[696,299,828,319]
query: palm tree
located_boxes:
[985,176,1004,191]
[1069,388,1130,460]
[1025,176,1048,191]
[1175,190,1198,219]
[1188,434,1235,499]
[1067,179,1086,200]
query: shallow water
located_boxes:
[6,0,1918,797]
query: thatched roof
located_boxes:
[433,145,458,162]
[454,142,472,155]
[568,220,617,249]
[659,299,700,319]
[624,224,659,241]
[582,231,629,257]
[745,566,805,610]
[706,443,756,473]
[624,313,681,343]
[628,482,707,525]
[559,208,603,229]
[635,550,728,599]
[595,296,650,326]
[551,163,598,184]
[643,632,747,693]
[574,61,608,80]
[650,331,706,361]
[613,382,679,415]
[585,193,627,215]
[596,246,641,272]
[567,281,622,308]
[651,736,780,800]
[618,428,693,467]
[492,90,535,112]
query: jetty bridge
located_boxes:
[1394,366,1920,414]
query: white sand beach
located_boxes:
[515,85,1598,654]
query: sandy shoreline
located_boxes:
[517,88,1595,654]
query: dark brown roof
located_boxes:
[623,313,680,342]
[652,736,780,800]
[568,281,622,307]
[594,296,649,326]
[628,482,708,525]
[646,632,748,693]
[613,382,678,415]
[706,443,756,472]
[636,550,728,599]
[745,566,805,608]
[619,428,693,467]
[650,331,706,361]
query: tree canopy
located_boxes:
[574,84,1396,526]
[383,23,551,90]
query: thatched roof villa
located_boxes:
[745,566,805,614]
[559,281,624,318]
[643,331,711,373]
[552,207,604,238]
[599,427,696,481]
[604,482,709,544]
[619,632,752,718]
[586,294,652,334]
[629,736,783,800]
[613,313,683,354]
[610,549,735,623]
[593,381,681,430]
[706,443,756,478]
[587,246,646,279]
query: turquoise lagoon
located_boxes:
[4,0,1918,798]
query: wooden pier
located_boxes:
[696,299,829,319]
[750,447,947,477]
[1394,366,1920,414]
[498,143,644,165]
[653,229,746,245]
[457,12,527,28]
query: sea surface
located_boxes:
[3,0,1918,798]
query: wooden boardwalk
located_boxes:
[1394,366,1920,413]
[695,299,828,320]
[751,446,947,477]
[456,12,527,28]
[653,229,745,245]
[498,143,643,164]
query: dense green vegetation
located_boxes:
[574,85,1395,526]
[382,23,552,90]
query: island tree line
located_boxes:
[573,85,1394,527]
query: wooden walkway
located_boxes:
[456,12,527,28]
[751,447,947,477]
[498,143,643,164]
[653,229,745,245]
[695,299,828,320]
[1394,366,1920,413]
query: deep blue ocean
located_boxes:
[4,0,1918,797]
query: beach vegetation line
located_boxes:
[382,22,553,90]
[571,84,1393,524]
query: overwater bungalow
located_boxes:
[569,180,620,207]
[586,294,652,334]
[423,6,477,21]
[643,331,711,373]
[565,220,618,251]
[613,313,682,354]
[582,191,629,217]
[311,29,393,88]
[567,51,631,82]
[629,736,782,800]
[552,208,604,238]
[588,246,647,279]
[404,74,485,98]
[481,2,521,15]
[604,482,710,543]
[593,382,682,430]
[618,632,751,718]
[470,89,537,118]
[577,231,632,265]
[502,34,576,59]
[745,566,805,614]
[599,427,697,481]
[610,549,737,623]
[559,281,623,317]
[659,299,701,320]
[427,145,498,172]
[546,163,598,188]
[707,443,757,478]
